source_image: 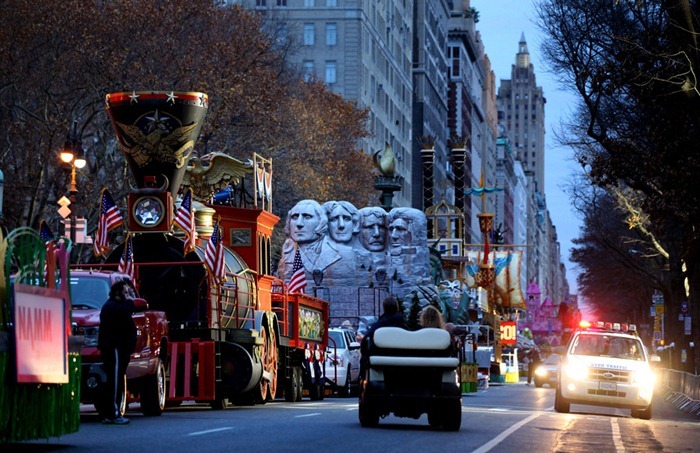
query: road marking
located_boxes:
[295,413,322,418]
[188,427,234,436]
[471,413,541,453]
[611,418,625,452]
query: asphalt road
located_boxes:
[8,378,699,453]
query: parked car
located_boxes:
[534,354,560,388]
[325,328,361,397]
[70,270,169,416]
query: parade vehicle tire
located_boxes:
[260,325,278,403]
[294,367,304,402]
[631,403,652,420]
[338,367,352,398]
[140,358,166,416]
[442,399,462,431]
[284,367,300,402]
[534,378,543,388]
[554,385,570,413]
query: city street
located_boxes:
[10,379,699,453]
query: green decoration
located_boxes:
[0,227,81,443]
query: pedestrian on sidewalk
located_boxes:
[526,346,542,386]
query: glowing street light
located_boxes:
[59,121,86,246]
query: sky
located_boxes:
[472,0,582,297]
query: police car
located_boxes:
[555,321,656,419]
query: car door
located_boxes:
[345,330,361,383]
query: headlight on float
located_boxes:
[535,367,547,377]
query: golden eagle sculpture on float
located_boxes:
[181,152,253,202]
[114,112,199,169]
[373,142,397,177]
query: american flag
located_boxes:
[204,219,226,282]
[118,234,135,280]
[173,188,196,254]
[287,248,307,294]
[94,189,124,257]
[39,220,58,269]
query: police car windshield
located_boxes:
[571,334,644,360]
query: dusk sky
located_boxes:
[473,0,582,297]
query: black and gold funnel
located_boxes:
[105,91,208,196]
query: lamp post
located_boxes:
[59,121,86,246]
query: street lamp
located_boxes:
[59,121,86,246]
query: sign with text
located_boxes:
[13,284,68,383]
[500,321,517,346]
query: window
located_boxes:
[303,60,314,82]
[304,0,313,6]
[256,0,266,5]
[276,0,287,5]
[304,23,315,45]
[327,0,337,6]
[325,61,337,84]
[326,23,337,46]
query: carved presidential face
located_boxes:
[388,217,410,248]
[360,211,387,251]
[328,205,356,243]
[289,201,323,244]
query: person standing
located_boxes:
[526,346,542,386]
[98,280,138,425]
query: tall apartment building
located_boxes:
[495,33,570,303]
[412,0,450,209]
[230,0,571,302]
[496,33,546,192]
[232,0,415,207]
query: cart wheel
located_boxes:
[359,398,379,427]
[442,400,462,431]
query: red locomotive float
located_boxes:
[90,91,329,410]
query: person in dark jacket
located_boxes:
[360,296,408,376]
[526,346,542,386]
[98,280,138,425]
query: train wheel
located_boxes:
[260,325,278,402]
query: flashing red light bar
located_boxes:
[578,320,637,333]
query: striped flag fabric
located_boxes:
[94,189,124,257]
[204,219,226,282]
[287,248,307,294]
[173,188,196,254]
[39,220,58,270]
[118,234,135,280]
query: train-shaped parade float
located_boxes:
[98,90,331,409]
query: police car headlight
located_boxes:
[632,368,656,391]
[563,358,588,381]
